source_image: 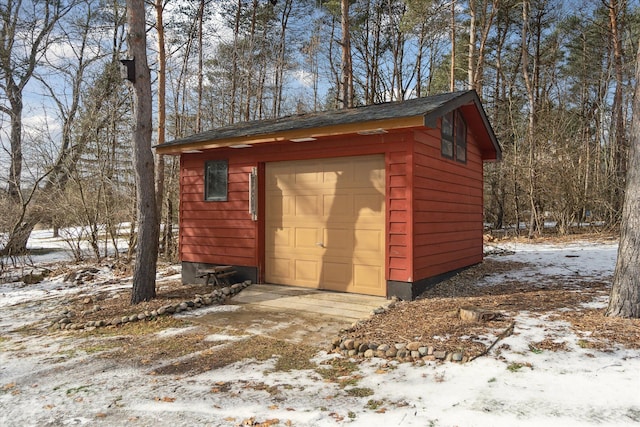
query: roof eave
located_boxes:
[155,116,426,155]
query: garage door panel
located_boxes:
[354,229,383,252]
[268,257,292,281]
[295,194,321,216]
[266,155,385,296]
[294,259,319,283]
[323,228,354,253]
[353,264,384,292]
[295,227,321,249]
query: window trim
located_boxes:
[204,159,228,202]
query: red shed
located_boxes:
[156,90,501,300]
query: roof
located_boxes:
[156,90,501,160]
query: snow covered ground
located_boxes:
[0,233,638,426]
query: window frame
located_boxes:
[440,110,467,164]
[204,159,228,202]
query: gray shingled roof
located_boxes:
[162,91,460,147]
[157,90,480,148]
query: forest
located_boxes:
[1,0,639,260]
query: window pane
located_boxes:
[455,111,467,163]
[205,160,228,201]
[441,112,454,159]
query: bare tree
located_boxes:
[125,0,159,304]
[0,0,73,201]
[606,39,640,318]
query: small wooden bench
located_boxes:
[196,265,236,286]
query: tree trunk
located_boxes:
[155,0,166,228]
[450,0,456,91]
[606,40,640,318]
[340,0,353,108]
[608,0,627,220]
[126,0,159,304]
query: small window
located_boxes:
[455,111,467,164]
[440,110,467,163]
[205,160,228,201]
[441,112,454,159]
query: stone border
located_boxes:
[329,298,468,363]
[329,338,467,363]
[49,280,252,331]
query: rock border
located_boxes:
[49,280,252,331]
[329,337,467,363]
[329,298,469,363]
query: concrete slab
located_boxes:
[188,284,389,347]
[231,284,388,322]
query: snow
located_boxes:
[1,232,639,426]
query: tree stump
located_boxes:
[458,306,499,322]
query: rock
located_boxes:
[458,306,500,322]
[406,342,421,351]
[358,343,369,353]
[137,313,146,321]
[157,307,166,315]
[222,287,231,296]
[97,320,105,327]
[385,348,397,358]
[418,347,428,356]
[411,351,420,359]
[59,318,71,325]
[203,297,213,305]
[428,346,434,355]
[347,349,357,357]
[368,343,378,351]
[331,337,342,348]
[150,310,158,317]
[129,314,138,322]
[343,339,355,350]
[452,352,464,362]
[364,349,375,358]
[82,297,92,304]
[397,349,407,359]
[179,302,189,310]
[377,344,390,352]
[422,355,436,362]
[446,352,453,362]
[111,318,121,326]
[372,307,385,315]
[434,350,447,360]
[185,301,195,308]
[395,343,406,351]
[376,350,387,358]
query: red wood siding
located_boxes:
[179,132,413,283]
[411,123,484,281]
[180,156,256,266]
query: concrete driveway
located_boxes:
[190,284,389,347]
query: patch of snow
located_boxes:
[2,232,639,426]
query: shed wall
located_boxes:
[411,126,484,281]
[179,133,414,284]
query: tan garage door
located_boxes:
[265,155,386,296]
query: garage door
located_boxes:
[265,155,386,296]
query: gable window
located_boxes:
[441,110,467,164]
[205,160,228,201]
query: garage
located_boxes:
[265,155,386,296]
